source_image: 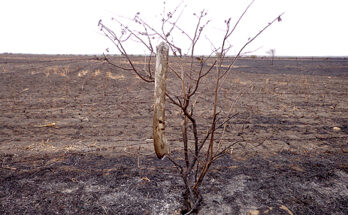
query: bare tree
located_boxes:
[267,48,276,65]
[98,1,283,213]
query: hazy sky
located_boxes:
[1,0,347,56]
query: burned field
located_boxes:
[0,54,348,214]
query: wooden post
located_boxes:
[153,42,170,159]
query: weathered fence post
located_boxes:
[153,42,170,159]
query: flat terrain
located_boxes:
[0,54,347,214]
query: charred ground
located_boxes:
[0,54,347,214]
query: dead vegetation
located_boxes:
[98,0,286,212]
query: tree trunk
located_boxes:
[153,42,170,159]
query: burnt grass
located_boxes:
[1,151,347,214]
[0,54,348,214]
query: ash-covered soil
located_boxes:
[0,54,347,214]
[1,151,347,214]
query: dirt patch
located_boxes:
[0,54,347,214]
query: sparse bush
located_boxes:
[98,0,283,213]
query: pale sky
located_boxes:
[1,0,347,56]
